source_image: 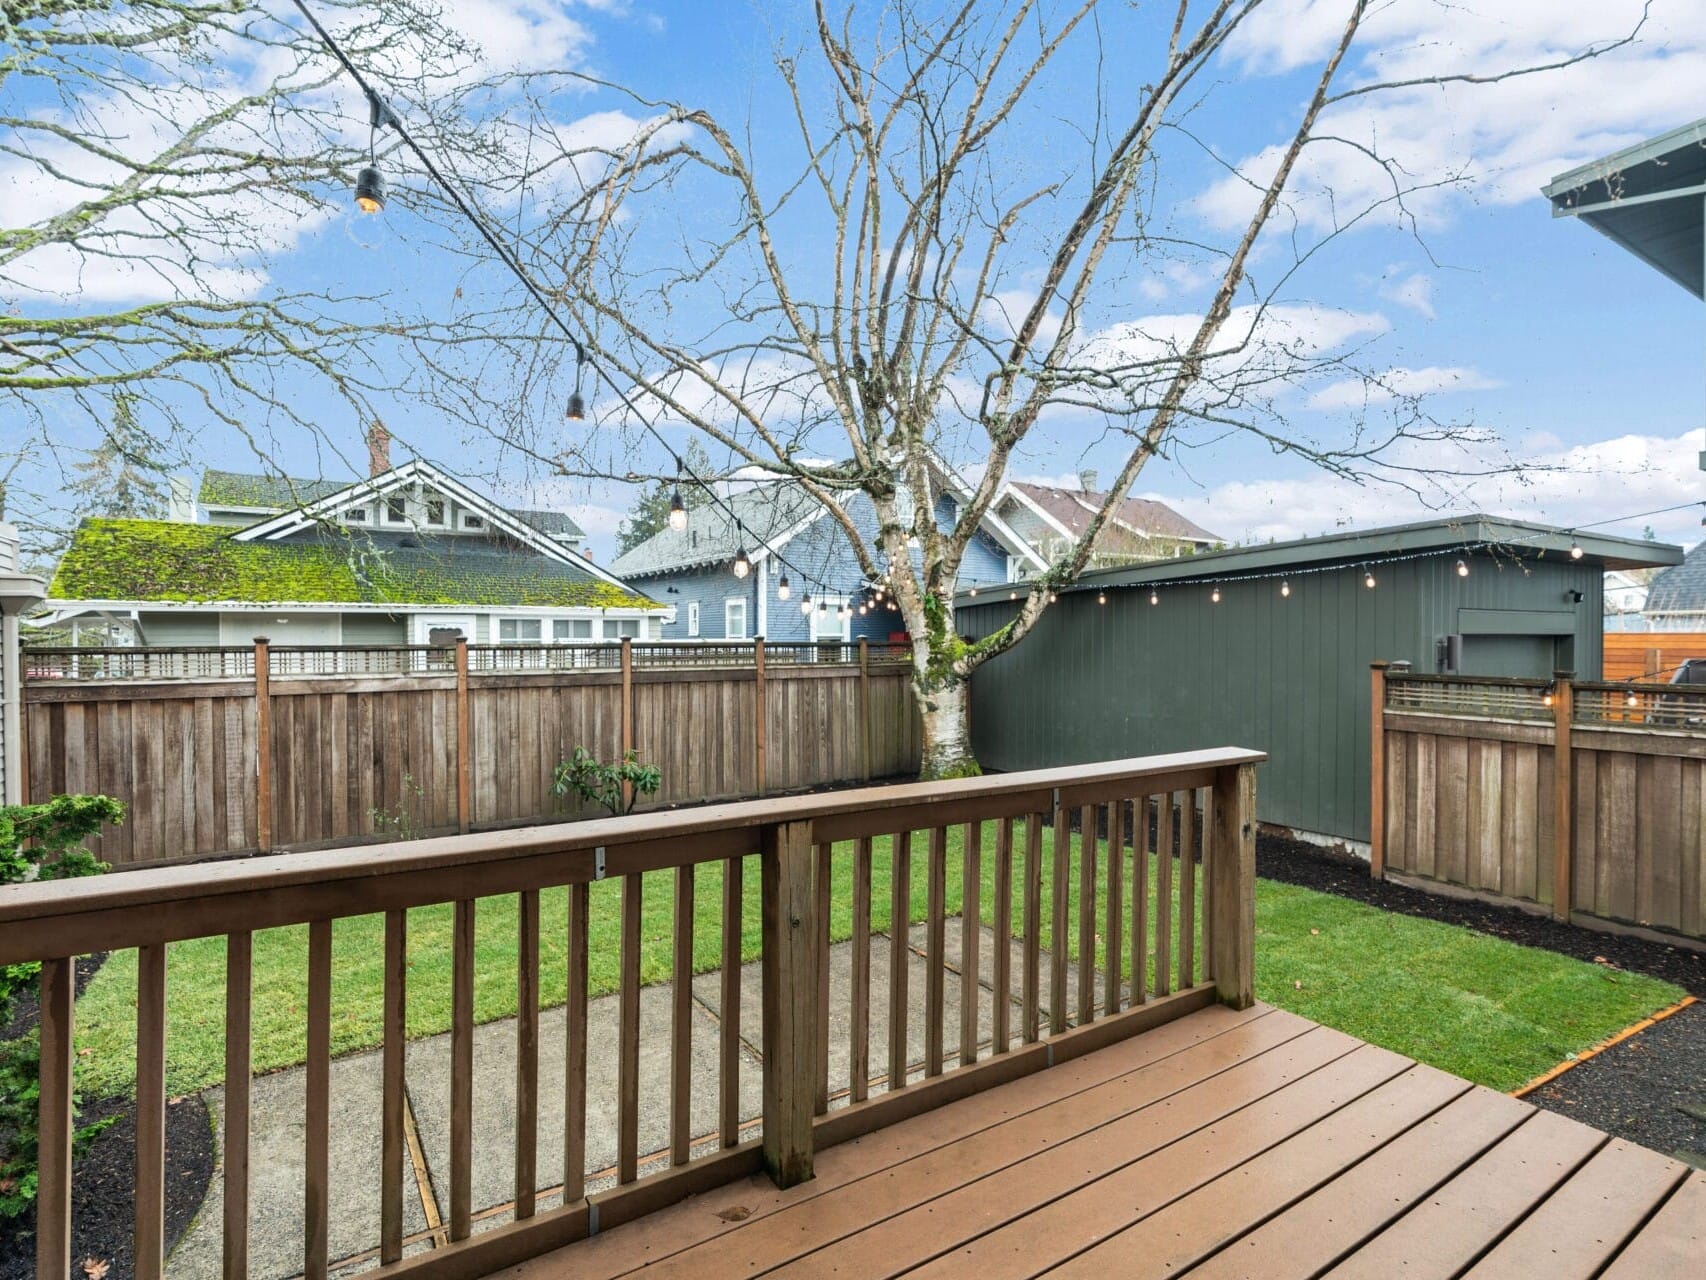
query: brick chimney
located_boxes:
[1078,468,1098,494]
[366,422,391,477]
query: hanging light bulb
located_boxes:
[818,598,828,614]
[1542,687,1555,708]
[1097,591,1107,605]
[969,586,978,597]
[858,603,868,615]
[1009,590,1018,600]
[565,390,587,421]
[733,546,750,579]
[777,574,791,600]
[1149,588,1159,606]
[355,165,386,214]
[1280,580,1291,598]
[1049,592,1057,603]
[667,487,687,531]
[1569,540,1583,560]
[1455,558,1469,577]
[1211,586,1221,604]
[1364,568,1377,589]
[801,596,813,615]
[1625,688,1639,708]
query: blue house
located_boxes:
[610,462,1044,642]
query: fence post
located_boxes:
[755,637,767,796]
[760,818,818,1187]
[1369,661,1390,879]
[1552,670,1574,923]
[455,638,471,834]
[253,637,272,853]
[858,637,872,782]
[1207,761,1256,1009]
[620,637,634,810]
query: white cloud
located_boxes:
[1307,365,1499,410]
[1198,0,1706,234]
[1379,271,1435,319]
[1155,428,1705,547]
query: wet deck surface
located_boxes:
[500,1002,1704,1279]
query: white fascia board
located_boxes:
[998,485,1077,544]
[50,598,664,616]
[749,496,838,568]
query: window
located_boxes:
[385,493,408,524]
[604,618,641,640]
[812,596,848,641]
[425,496,446,526]
[553,619,593,641]
[344,508,368,524]
[498,618,542,642]
[725,599,748,640]
[461,513,485,531]
[687,602,701,637]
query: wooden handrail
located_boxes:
[18,749,1263,1280]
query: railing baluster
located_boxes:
[925,827,946,1077]
[888,829,911,1091]
[305,919,331,1279]
[1022,812,1042,1044]
[959,820,981,1068]
[992,818,1012,1054]
[135,943,167,1280]
[380,913,404,1263]
[450,900,475,1239]
[516,889,541,1215]
[1077,804,1096,1026]
[1180,790,1197,988]
[718,857,742,1147]
[851,836,873,1101]
[671,865,694,1163]
[815,841,832,1114]
[36,957,74,1280]
[618,873,641,1183]
[1133,797,1149,1006]
[564,882,589,1201]
[1050,801,1069,1035]
[1156,793,1175,997]
[225,931,253,1278]
[1200,788,1213,985]
[1105,801,1123,1017]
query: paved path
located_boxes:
[167,921,1098,1278]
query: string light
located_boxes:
[1097,591,1107,605]
[1363,568,1377,589]
[1625,689,1639,708]
[1149,589,1159,605]
[1280,580,1290,598]
[732,546,750,579]
[1455,559,1469,577]
[1210,586,1221,604]
[800,597,812,616]
[666,457,687,530]
[777,574,790,600]
[1569,540,1583,560]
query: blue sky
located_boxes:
[11,0,1705,557]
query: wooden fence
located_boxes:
[1603,631,1706,683]
[1371,663,1706,944]
[21,639,919,866]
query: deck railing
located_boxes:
[1,749,1260,1280]
[23,640,913,683]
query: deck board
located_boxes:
[498,1003,1704,1280]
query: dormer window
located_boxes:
[461,513,485,531]
[385,493,408,524]
[344,508,368,524]
[425,496,446,526]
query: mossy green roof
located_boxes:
[51,519,660,610]
[198,470,346,509]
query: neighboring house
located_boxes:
[610,460,1045,642]
[995,472,1221,569]
[1602,568,1654,631]
[42,445,665,647]
[1642,540,1706,632]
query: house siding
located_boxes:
[138,611,221,645]
[648,563,757,640]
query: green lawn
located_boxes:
[70,827,1681,1098]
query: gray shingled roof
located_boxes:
[1013,482,1222,545]
[610,483,824,578]
[197,470,584,540]
[1646,540,1706,616]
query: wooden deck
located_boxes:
[504,1002,1705,1280]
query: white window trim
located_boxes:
[811,594,850,641]
[497,616,544,642]
[725,598,748,640]
[687,601,701,637]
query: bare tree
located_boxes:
[0,0,565,554]
[453,0,1638,779]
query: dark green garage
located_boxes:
[960,516,1680,847]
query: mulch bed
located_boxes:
[1257,831,1706,997]
[0,954,215,1279]
[1260,831,1706,1159]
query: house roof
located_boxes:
[49,519,660,610]
[197,468,586,539]
[1543,117,1706,299]
[1008,483,1222,547]
[1645,540,1706,616]
[610,483,824,579]
[965,514,1681,602]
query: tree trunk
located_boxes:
[916,675,977,780]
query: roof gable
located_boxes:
[1008,482,1222,546]
[1646,540,1706,615]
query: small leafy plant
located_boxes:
[369,772,427,841]
[552,748,660,817]
[0,794,122,1220]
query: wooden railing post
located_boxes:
[755,637,767,796]
[455,637,471,834]
[1369,661,1390,879]
[1207,762,1257,1010]
[253,637,271,853]
[760,818,818,1187]
[858,637,872,781]
[35,957,74,1280]
[1552,670,1574,922]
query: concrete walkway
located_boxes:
[167,921,1098,1278]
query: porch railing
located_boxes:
[0,749,1260,1280]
